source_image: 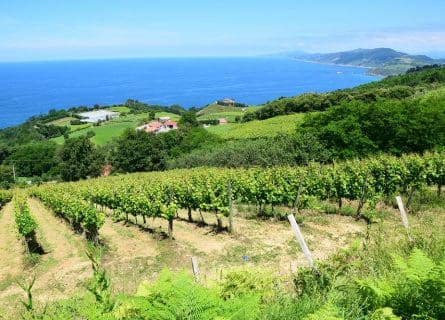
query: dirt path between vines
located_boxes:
[110,209,366,281]
[0,199,367,315]
[0,202,23,284]
[100,217,159,261]
[0,198,91,304]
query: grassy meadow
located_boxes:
[206,113,304,140]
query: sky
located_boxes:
[1,0,445,61]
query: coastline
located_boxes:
[292,58,385,77]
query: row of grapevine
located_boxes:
[0,190,12,209]
[13,193,40,254]
[29,189,104,244]
[31,152,445,238]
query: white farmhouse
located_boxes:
[78,110,119,123]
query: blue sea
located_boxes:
[0,57,379,128]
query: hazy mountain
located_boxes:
[291,48,444,76]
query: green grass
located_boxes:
[53,122,136,145]
[110,113,150,123]
[69,123,93,132]
[51,110,299,145]
[48,117,93,132]
[206,113,304,140]
[108,106,131,113]
[153,112,180,121]
[197,104,258,116]
[47,117,76,126]
[198,111,245,122]
[52,112,181,145]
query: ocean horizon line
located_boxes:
[0,55,287,64]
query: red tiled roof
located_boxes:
[148,121,162,128]
[145,127,158,133]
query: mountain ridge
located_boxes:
[289,48,444,76]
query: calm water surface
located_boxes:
[0,57,379,128]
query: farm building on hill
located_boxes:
[215,98,236,106]
[78,110,119,123]
[136,119,178,134]
[218,118,228,125]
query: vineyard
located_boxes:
[13,192,41,254]
[29,151,445,242]
[0,190,12,209]
[0,152,444,319]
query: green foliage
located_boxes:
[244,65,445,122]
[14,195,37,239]
[113,270,261,320]
[37,296,114,320]
[86,248,115,312]
[167,127,221,158]
[87,130,97,138]
[355,249,445,319]
[369,308,401,320]
[0,117,69,146]
[14,210,445,320]
[0,165,14,189]
[367,64,445,87]
[208,114,303,140]
[17,276,36,314]
[70,119,83,125]
[7,141,59,178]
[168,133,331,169]
[34,151,445,240]
[219,269,276,301]
[178,111,200,128]
[303,303,343,320]
[30,186,104,243]
[124,99,186,115]
[13,193,42,255]
[0,189,12,208]
[300,90,445,158]
[132,270,222,319]
[59,136,105,181]
[110,129,167,173]
[109,126,221,174]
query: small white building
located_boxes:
[78,110,119,123]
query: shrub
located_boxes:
[355,249,445,319]
[219,269,277,302]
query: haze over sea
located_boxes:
[0,57,379,128]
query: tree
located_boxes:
[148,111,156,121]
[299,93,445,158]
[0,145,11,163]
[178,111,199,128]
[291,132,332,164]
[0,165,14,189]
[7,142,58,177]
[110,129,166,172]
[58,136,104,181]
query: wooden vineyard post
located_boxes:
[356,173,368,220]
[396,196,413,242]
[168,217,173,240]
[292,172,305,213]
[227,181,234,234]
[287,214,317,272]
[191,256,200,281]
